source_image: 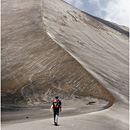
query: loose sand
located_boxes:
[2,97,108,125]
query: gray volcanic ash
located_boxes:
[1,0,129,129]
[2,0,115,107]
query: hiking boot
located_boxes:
[55,123,58,126]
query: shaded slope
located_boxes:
[1,0,114,108]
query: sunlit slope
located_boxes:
[1,0,114,106]
[43,0,129,105]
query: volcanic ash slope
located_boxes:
[2,0,114,107]
[1,0,129,129]
[42,0,129,129]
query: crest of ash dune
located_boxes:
[1,0,129,128]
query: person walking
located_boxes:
[50,95,62,126]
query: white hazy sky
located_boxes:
[63,0,129,27]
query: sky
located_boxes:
[63,0,129,27]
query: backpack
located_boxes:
[53,99,59,109]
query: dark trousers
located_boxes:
[54,110,59,123]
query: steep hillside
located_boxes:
[1,0,129,129]
[2,0,114,107]
[42,0,129,129]
[43,0,129,104]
